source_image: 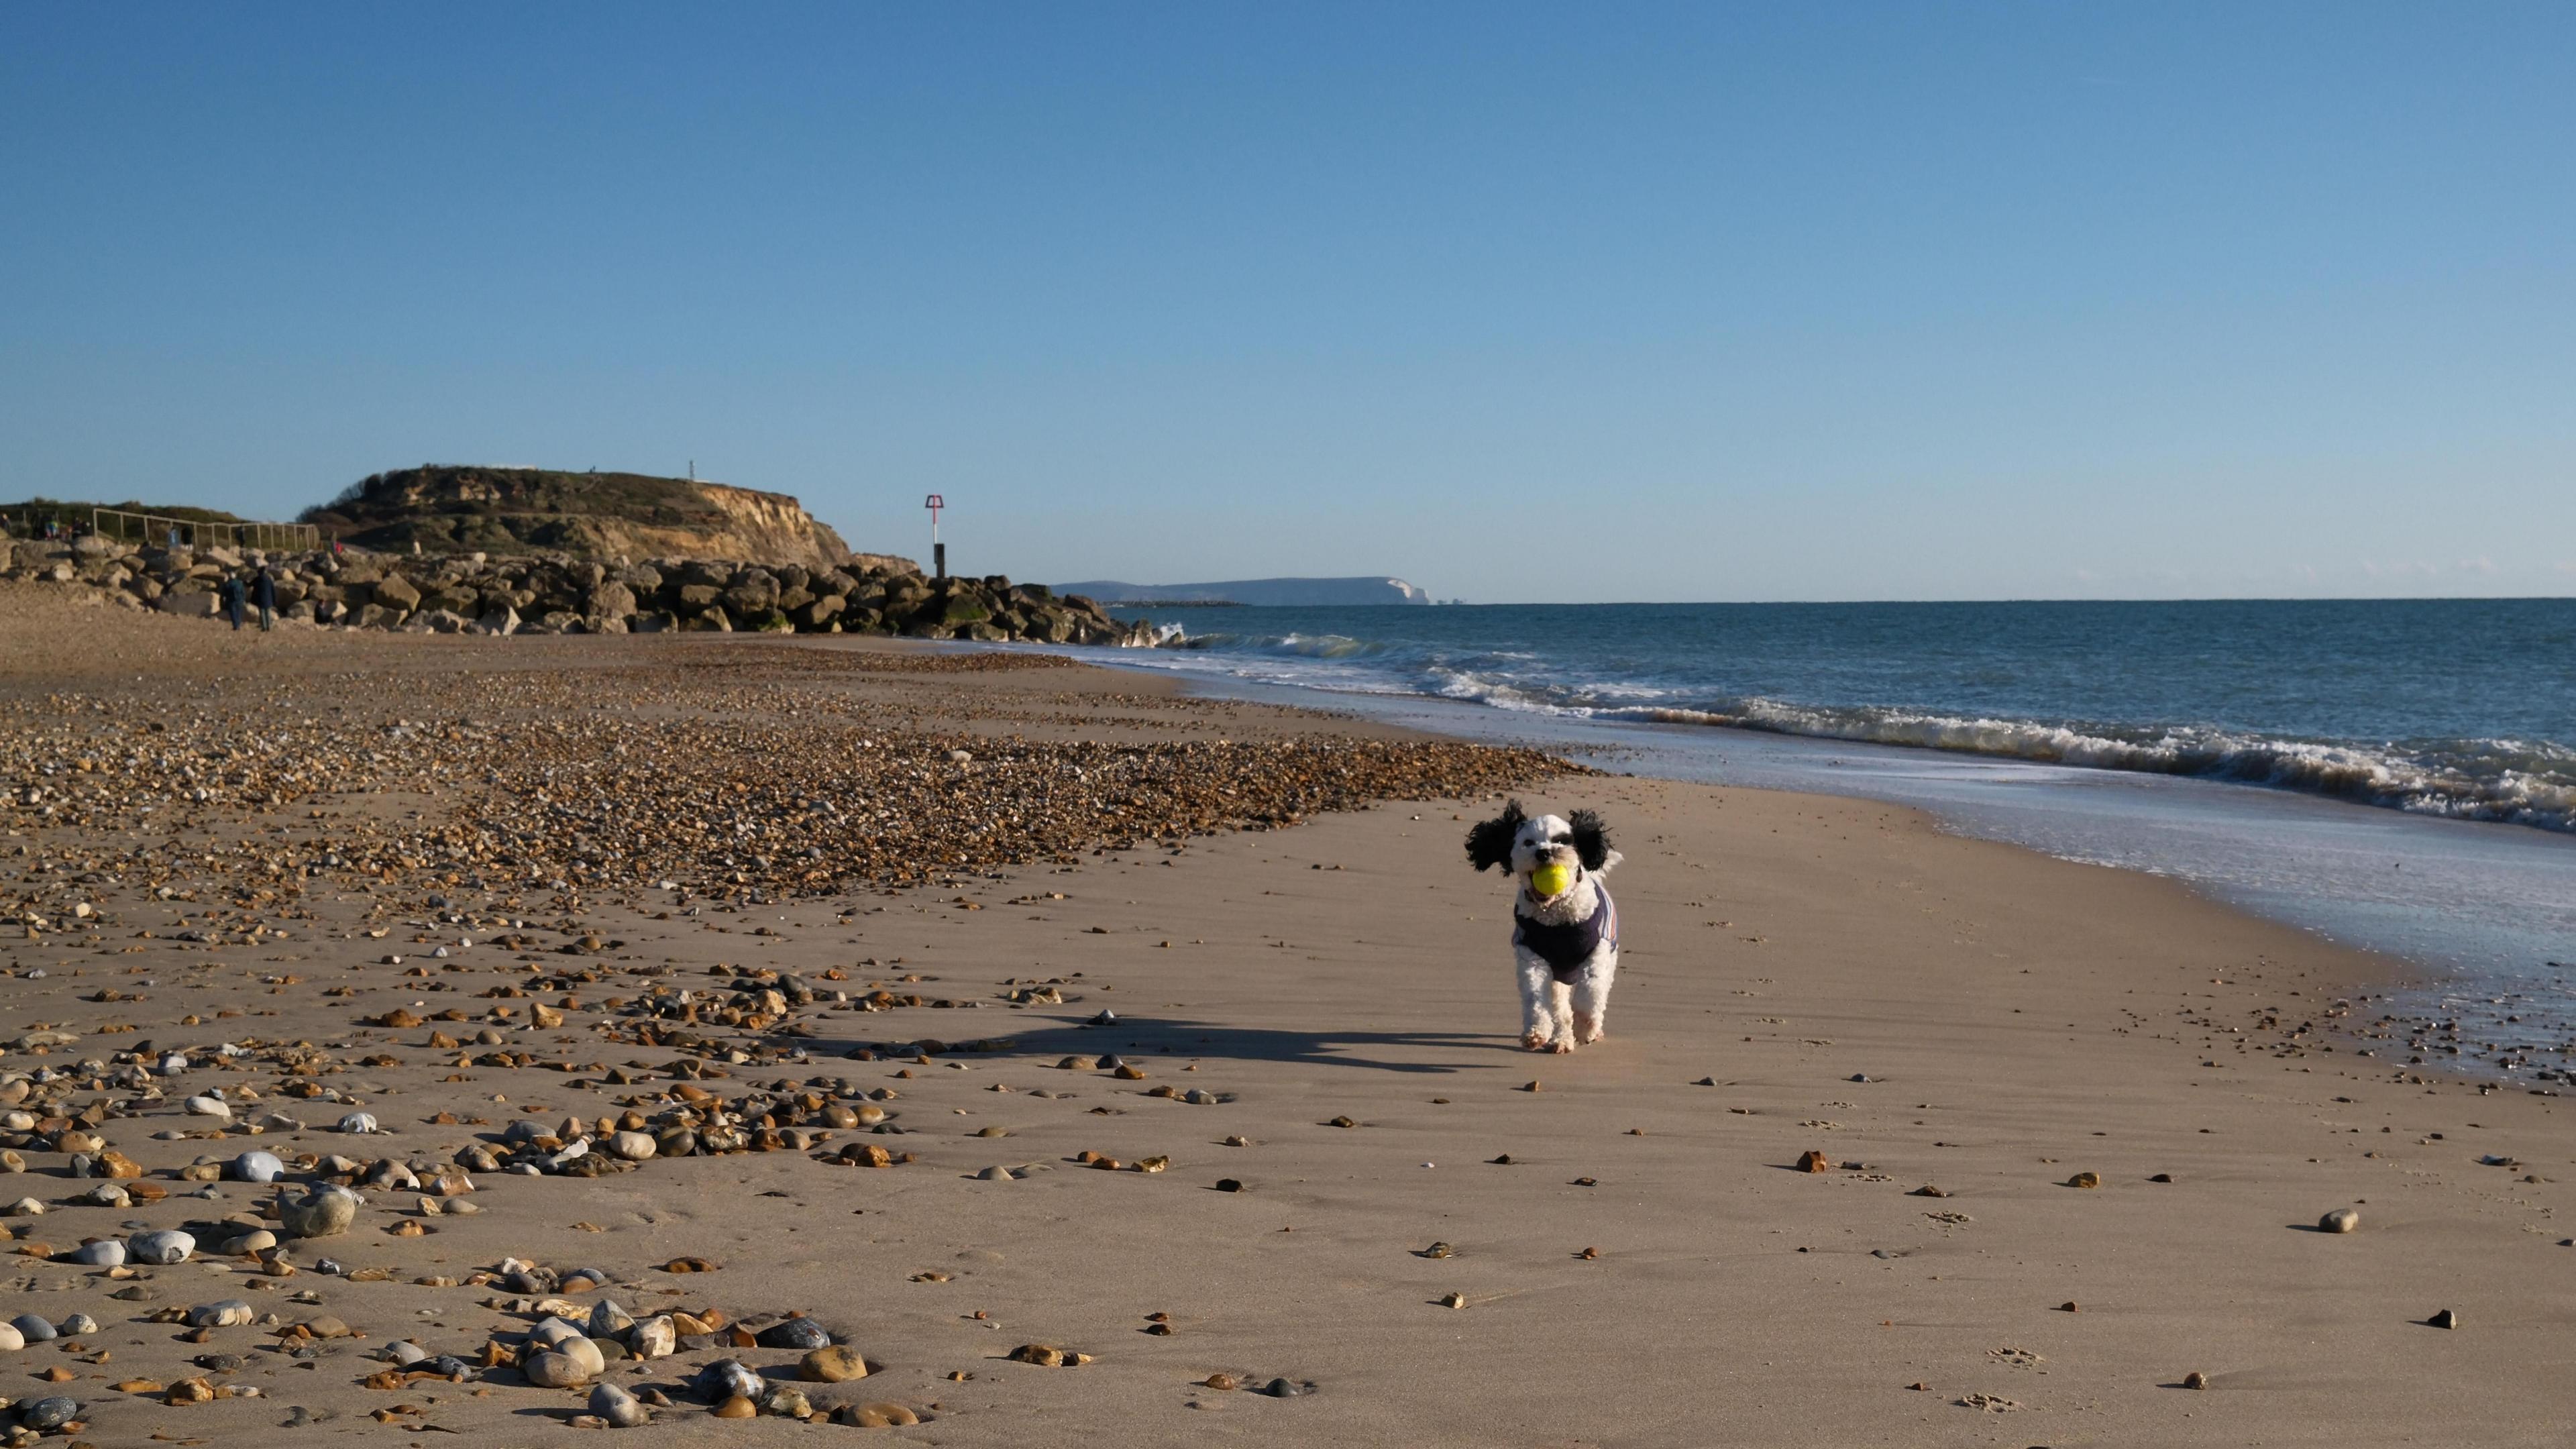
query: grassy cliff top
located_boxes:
[301,466,735,531]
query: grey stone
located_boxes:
[590,1381,649,1428]
[67,1238,125,1267]
[756,1317,831,1350]
[127,1229,195,1265]
[185,1299,255,1328]
[279,1186,358,1238]
[231,1150,285,1183]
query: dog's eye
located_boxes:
[1549,834,1570,844]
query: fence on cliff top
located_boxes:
[89,508,320,553]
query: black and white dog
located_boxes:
[1464,800,1622,1053]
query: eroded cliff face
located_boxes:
[580,484,858,572]
[301,467,886,569]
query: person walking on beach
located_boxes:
[254,565,276,631]
[219,572,246,631]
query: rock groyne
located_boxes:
[5,535,1150,645]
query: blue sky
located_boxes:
[4,5,2569,602]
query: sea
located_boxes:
[1083,598,2576,1079]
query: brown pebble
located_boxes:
[2065,1171,2101,1189]
[2184,1371,2208,1390]
[711,1395,756,1418]
[800,1345,869,1383]
[2057,1301,2080,1312]
[1203,1373,1239,1391]
[1795,1150,1832,1173]
[840,1401,921,1427]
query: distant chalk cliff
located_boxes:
[1053,576,1431,606]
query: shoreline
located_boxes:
[1070,645,2576,1084]
[0,608,2565,1444]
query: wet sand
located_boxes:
[0,592,2565,1446]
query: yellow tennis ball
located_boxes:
[1530,862,1573,898]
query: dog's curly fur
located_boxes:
[1466,799,1623,1052]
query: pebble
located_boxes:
[280,1186,358,1238]
[2429,1307,2459,1329]
[1215,1178,1244,1193]
[183,1094,231,1120]
[529,1316,586,1348]
[1438,1292,1468,1309]
[606,1131,657,1162]
[68,1238,127,1267]
[591,1381,649,1428]
[800,1344,868,1382]
[128,1229,195,1265]
[186,1299,255,1328]
[19,1396,78,1431]
[2184,1371,2209,1389]
[757,1317,833,1350]
[1258,1377,1305,1397]
[335,1112,379,1134]
[1795,1150,1832,1173]
[2065,1171,2102,1189]
[711,1395,756,1418]
[11,1313,58,1342]
[2320,1208,2362,1234]
[523,1350,592,1388]
[232,1150,286,1183]
[840,1401,921,1426]
[629,1316,676,1359]
[0,1325,19,1352]
[698,1359,763,1402]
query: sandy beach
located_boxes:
[0,594,2564,1447]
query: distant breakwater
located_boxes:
[3,535,1155,645]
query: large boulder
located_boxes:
[372,574,423,611]
[586,580,636,619]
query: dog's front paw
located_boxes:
[1521,1032,1553,1052]
[1573,1016,1606,1044]
[1546,1039,1573,1055]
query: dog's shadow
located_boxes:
[823,1018,1508,1075]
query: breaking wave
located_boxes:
[1137,617,2576,833]
[1597,700,2576,832]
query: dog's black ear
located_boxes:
[1464,799,1526,873]
[1568,809,1612,871]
